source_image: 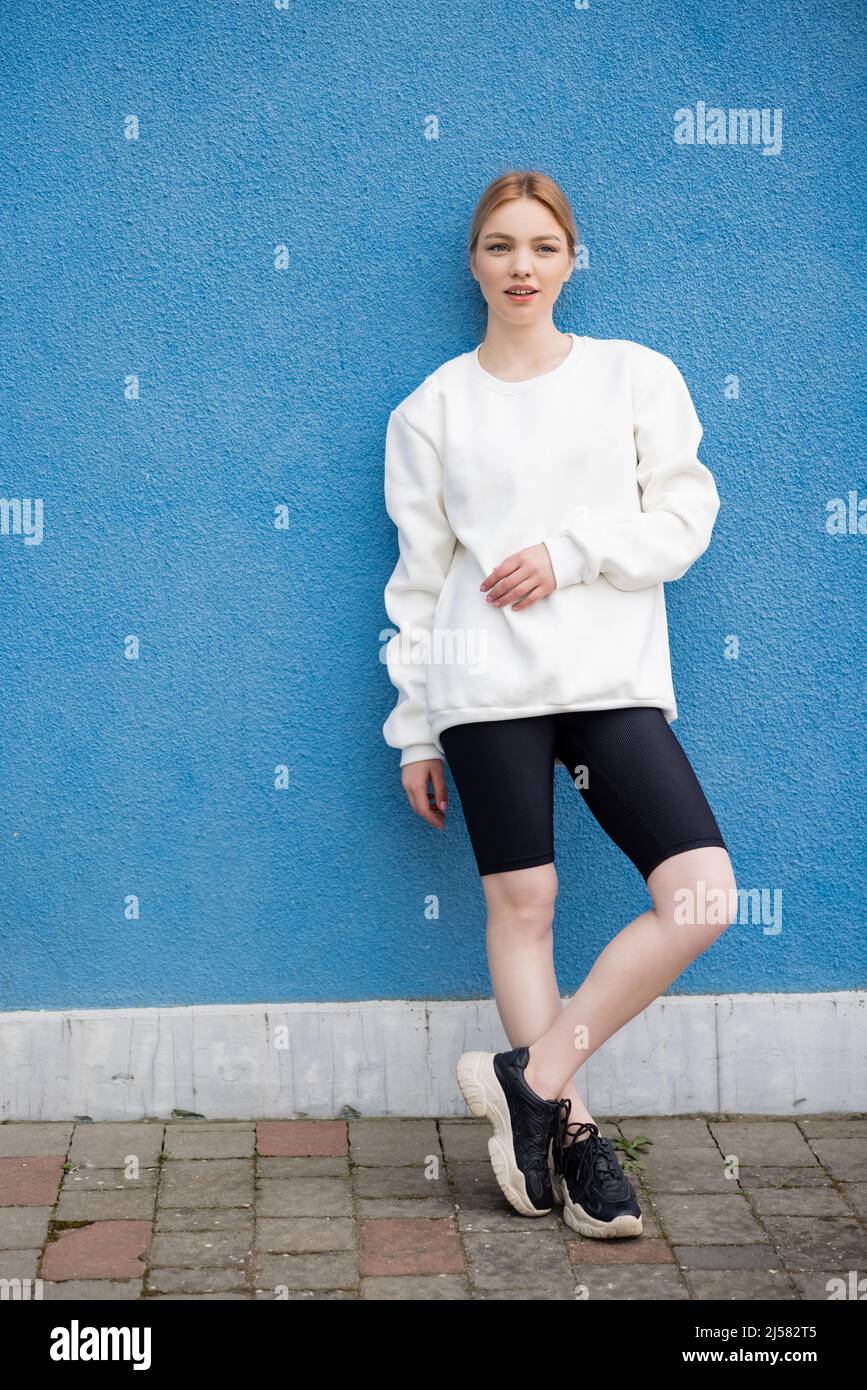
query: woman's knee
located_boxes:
[483,862,558,931]
[648,847,738,929]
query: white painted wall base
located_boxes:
[0,992,864,1121]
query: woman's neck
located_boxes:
[476,325,574,382]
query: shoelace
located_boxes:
[554,1098,625,1191]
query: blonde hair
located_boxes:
[467,169,579,265]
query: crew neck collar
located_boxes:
[467,332,587,395]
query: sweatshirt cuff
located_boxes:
[543,533,591,588]
[400,742,443,767]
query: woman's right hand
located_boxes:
[401,758,448,831]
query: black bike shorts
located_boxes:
[438,707,727,882]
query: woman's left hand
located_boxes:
[480,543,557,611]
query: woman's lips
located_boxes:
[505,288,538,300]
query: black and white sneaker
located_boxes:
[455,1046,562,1216]
[551,1098,643,1238]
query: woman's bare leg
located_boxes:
[482,862,595,1128]
[522,847,738,1109]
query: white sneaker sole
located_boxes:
[455,1050,552,1218]
[551,1171,643,1238]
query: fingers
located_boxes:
[411,787,446,829]
[483,545,556,608]
[480,553,522,595]
[484,563,531,605]
[510,584,547,610]
[488,573,551,608]
[403,761,447,830]
[483,551,557,608]
[430,762,448,813]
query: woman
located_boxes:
[381,169,737,1240]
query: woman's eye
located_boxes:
[487,243,558,253]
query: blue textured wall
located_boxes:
[1,1,864,1010]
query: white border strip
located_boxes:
[0,993,864,1121]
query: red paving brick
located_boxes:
[566,1235,675,1264]
[42,1220,153,1281]
[0,1156,66,1206]
[256,1120,348,1157]
[359,1217,464,1276]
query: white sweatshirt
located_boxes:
[382,333,721,768]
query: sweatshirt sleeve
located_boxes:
[382,403,458,767]
[542,350,721,592]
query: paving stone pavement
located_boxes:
[0,1114,865,1301]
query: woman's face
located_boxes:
[470,197,574,325]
